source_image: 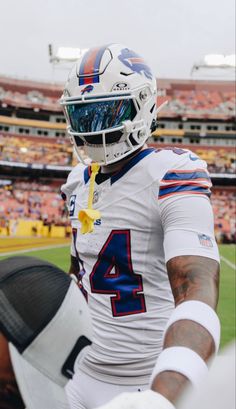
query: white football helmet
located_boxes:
[60,43,157,165]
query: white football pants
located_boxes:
[65,369,148,409]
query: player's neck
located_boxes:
[100,144,148,174]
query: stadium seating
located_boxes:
[0,134,73,165]
[1,80,235,119]
[0,76,235,242]
[0,180,70,237]
[1,134,235,174]
[157,82,236,120]
[0,180,235,242]
[212,188,236,243]
[0,134,90,166]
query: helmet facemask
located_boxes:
[60,44,157,165]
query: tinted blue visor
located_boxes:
[66,99,137,133]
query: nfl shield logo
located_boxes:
[198,234,213,248]
[93,190,99,204]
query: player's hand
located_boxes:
[94,390,175,409]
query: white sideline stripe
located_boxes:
[0,244,70,257]
[220,256,236,271]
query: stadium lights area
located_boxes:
[56,46,88,61]
[191,54,236,75]
[204,54,236,68]
[48,44,88,64]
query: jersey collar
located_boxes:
[84,148,155,185]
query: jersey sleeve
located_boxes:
[158,153,219,263]
[61,163,85,207]
[61,164,85,257]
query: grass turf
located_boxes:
[217,245,235,347]
[0,242,235,348]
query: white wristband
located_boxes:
[163,300,221,353]
[149,346,208,389]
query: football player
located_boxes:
[60,43,220,409]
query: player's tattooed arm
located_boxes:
[168,255,219,308]
[151,255,220,403]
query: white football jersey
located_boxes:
[61,147,219,385]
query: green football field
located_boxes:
[0,244,235,348]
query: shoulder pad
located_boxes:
[61,163,86,203]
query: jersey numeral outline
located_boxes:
[90,230,146,317]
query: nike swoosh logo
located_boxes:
[189,154,199,161]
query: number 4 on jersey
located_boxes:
[90,230,146,317]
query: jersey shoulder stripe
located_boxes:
[162,168,211,181]
[159,184,211,199]
[159,168,212,199]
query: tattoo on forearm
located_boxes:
[167,255,219,308]
[151,255,220,403]
[151,371,188,405]
[166,255,219,357]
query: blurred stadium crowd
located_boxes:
[0,135,235,173]
[0,135,74,166]
[0,78,235,119]
[0,76,235,242]
[0,180,235,243]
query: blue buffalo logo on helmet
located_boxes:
[118,48,153,80]
[81,85,94,95]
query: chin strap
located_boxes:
[78,163,101,234]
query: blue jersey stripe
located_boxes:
[84,166,91,184]
[159,184,211,198]
[163,170,210,181]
